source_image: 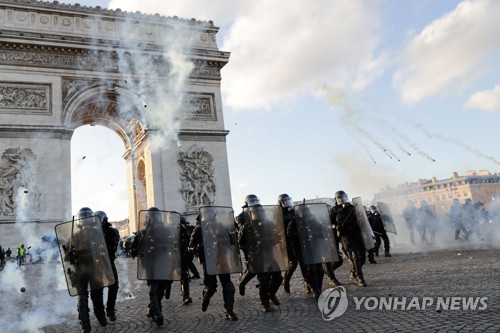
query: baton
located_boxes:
[69,216,75,251]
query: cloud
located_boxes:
[464,85,500,112]
[221,0,385,109]
[105,1,387,110]
[393,0,500,104]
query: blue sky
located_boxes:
[68,0,500,220]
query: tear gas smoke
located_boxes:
[109,22,196,153]
[320,85,495,166]
[402,119,497,165]
[1,171,75,332]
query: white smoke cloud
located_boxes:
[464,85,500,112]
[393,0,500,104]
[221,0,385,109]
[106,0,386,110]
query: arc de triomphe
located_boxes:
[0,0,232,234]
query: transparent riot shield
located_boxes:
[377,202,397,234]
[294,203,339,265]
[55,216,115,297]
[137,210,182,281]
[199,206,242,275]
[243,205,288,274]
[352,197,376,250]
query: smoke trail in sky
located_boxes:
[411,121,499,165]
[370,117,436,162]
[343,125,377,164]
[321,84,400,162]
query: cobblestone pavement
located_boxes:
[1,242,499,333]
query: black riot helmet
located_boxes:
[244,194,260,207]
[77,207,94,219]
[335,190,349,205]
[77,207,95,227]
[278,194,293,208]
[369,205,379,214]
[94,210,108,225]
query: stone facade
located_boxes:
[373,170,500,218]
[0,1,232,237]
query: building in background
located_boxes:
[373,170,500,218]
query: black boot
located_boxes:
[355,273,367,287]
[146,303,154,318]
[260,301,272,313]
[182,281,192,305]
[153,314,164,327]
[283,270,292,293]
[269,294,280,306]
[106,308,116,322]
[90,290,107,327]
[368,250,377,264]
[202,287,215,312]
[77,297,91,333]
[238,272,255,296]
[385,249,391,257]
[222,281,238,321]
[225,309,238,321]
[283,280,291,293]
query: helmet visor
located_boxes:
[336,194,349,205]
[281,197,294,208]
[247,197,261,207]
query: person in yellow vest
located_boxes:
[16,243,25,267]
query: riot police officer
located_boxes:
[367,205,391,257]
[189,211,238,321]
[364,205,377,264]
[236,195,259,296]
[91,210,120,321]
[279,194,311,294]
[418,201,438,245]
[62,207,115,332]
[237,194,284,312]
[330,191,367,287]
[130,207,182,327]
[449,199,467,240]
[286,203,329,298]
[403,201,418,245]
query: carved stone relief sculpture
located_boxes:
[0,83,50,114]
[0,147,40,217]
[178,145,216,207]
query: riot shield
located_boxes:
[55,216,115,297]
[352,197,376,250]
[137,210,182,281]
[377,202,397,234]
[199,206,242,275]
[243,205,288,274]
[294,203,339,265]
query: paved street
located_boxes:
[1,241,499,333]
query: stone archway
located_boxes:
[0,1,232,234]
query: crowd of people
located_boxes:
[0,243,25,268]
[60,189,398,333]
[3,185,493,333]
[59,192,495,332]
[402,198,488,245]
